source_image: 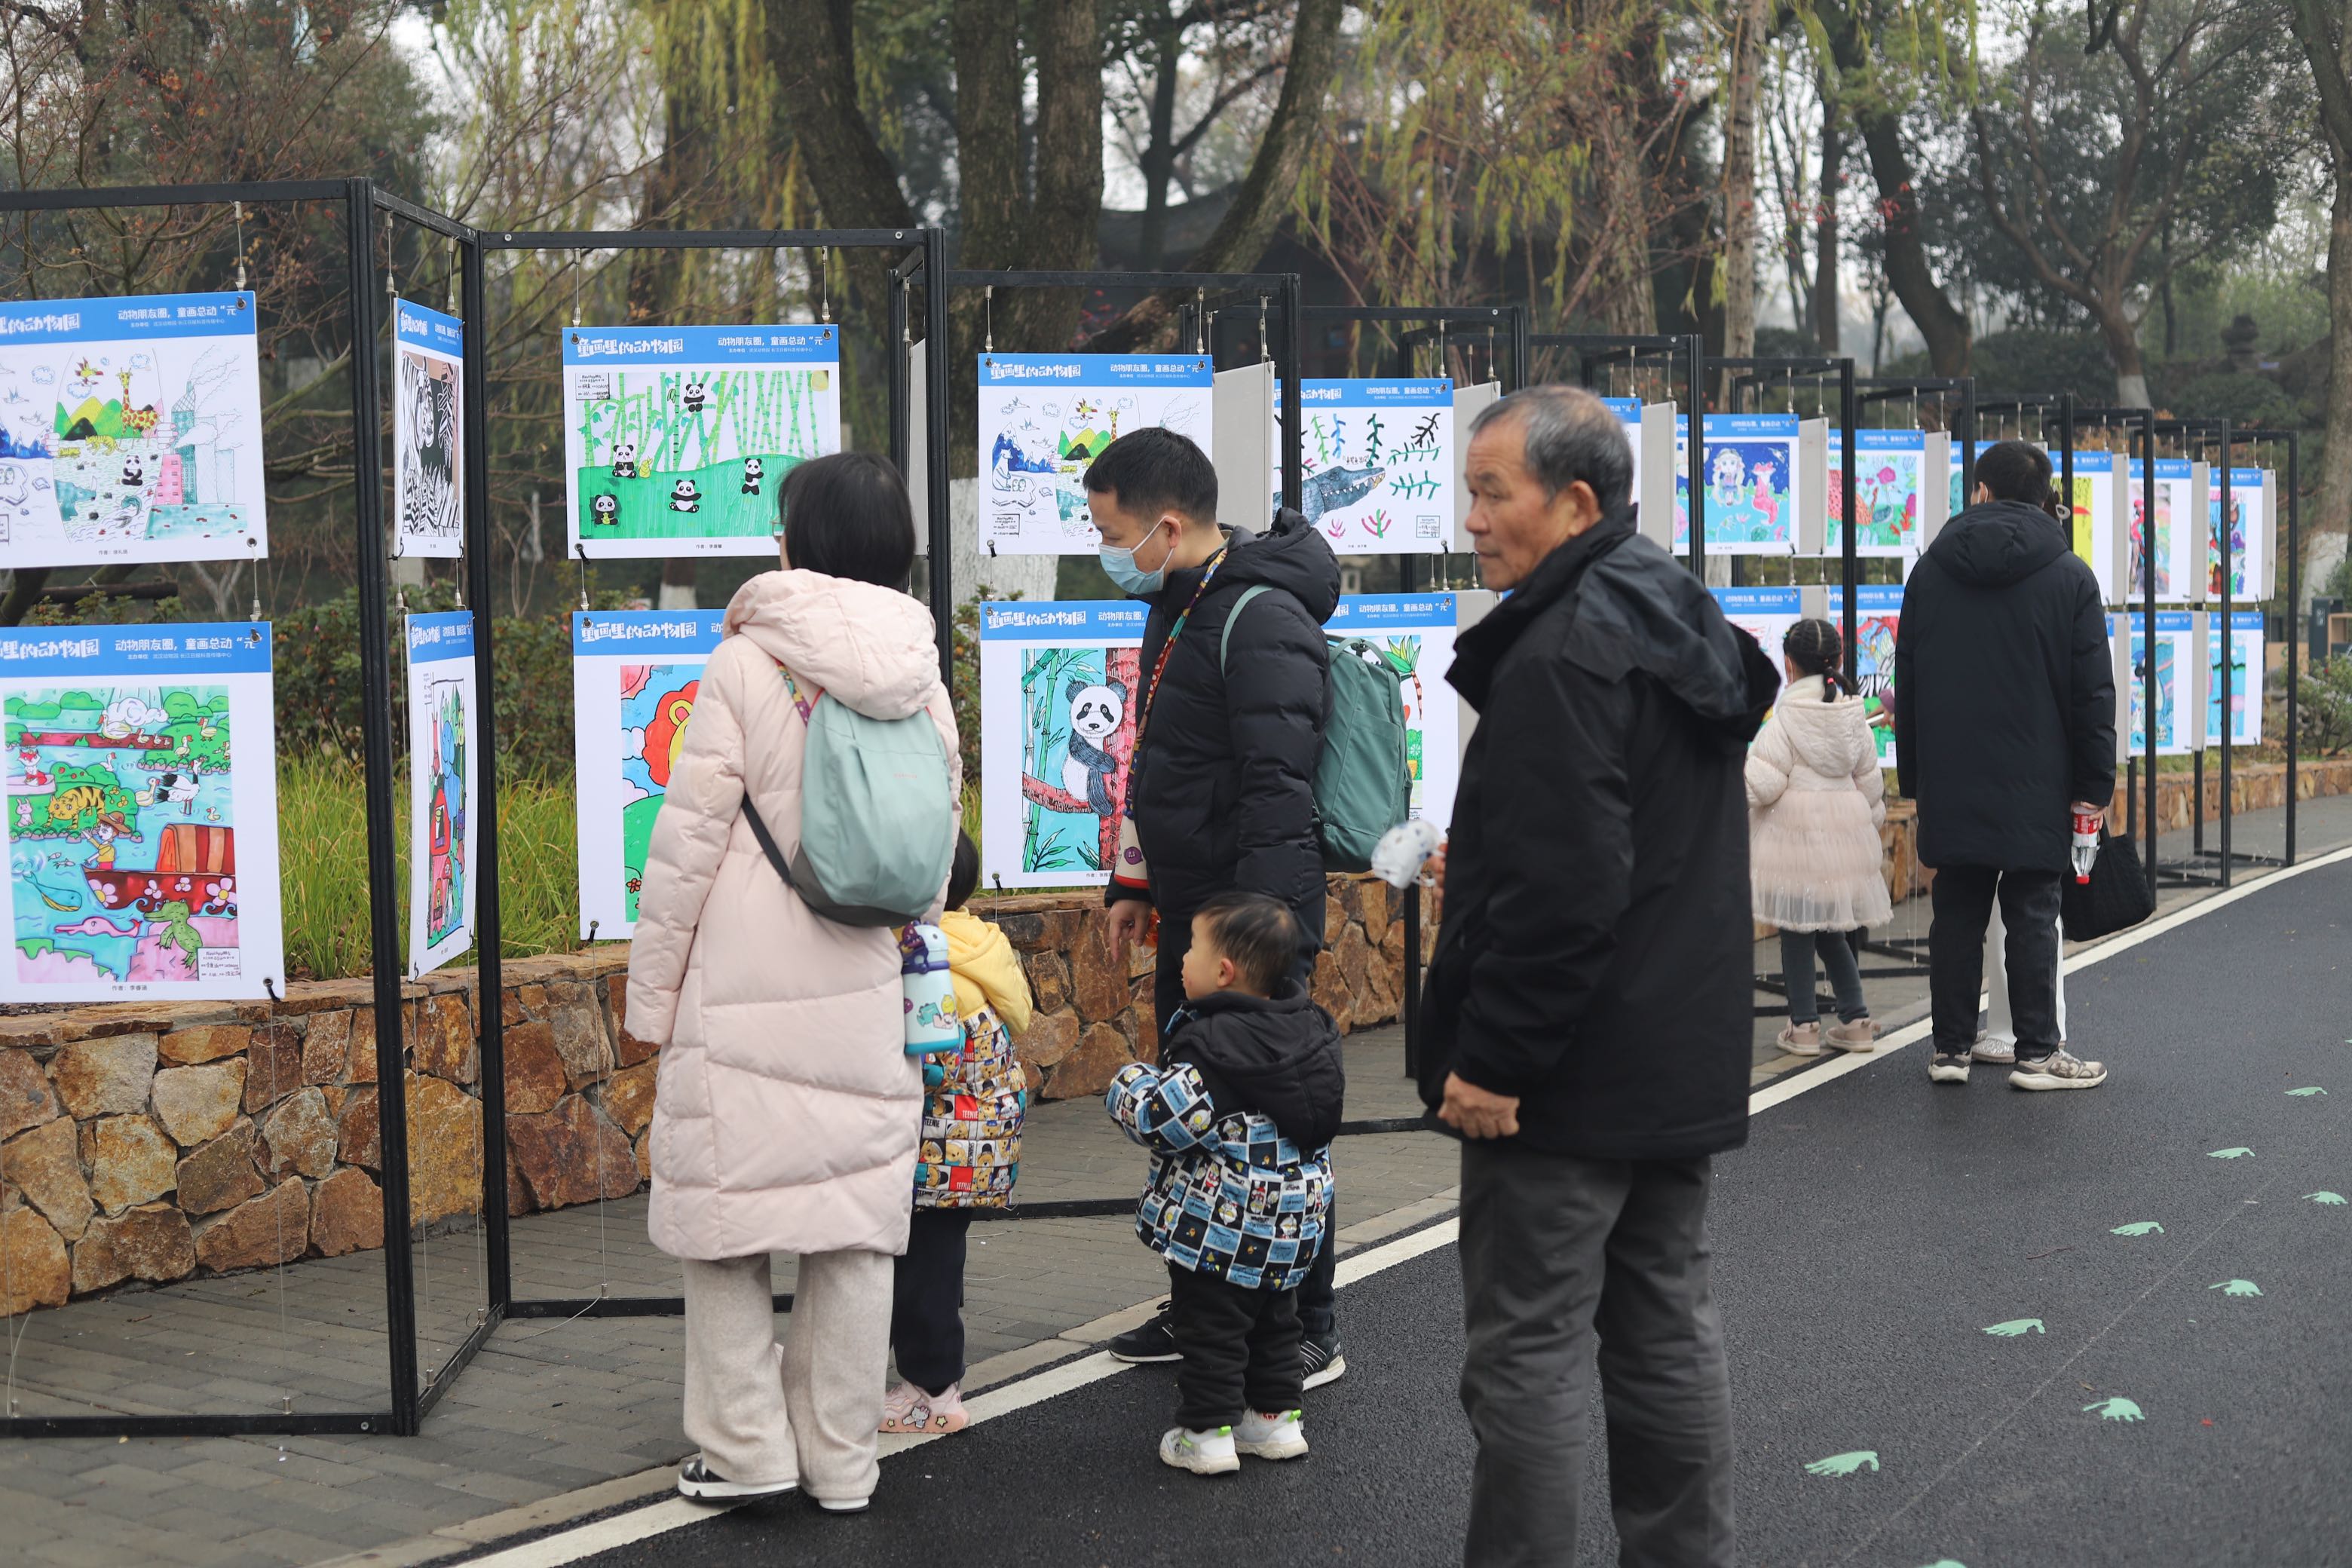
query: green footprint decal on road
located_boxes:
[2112,1221,2164,1236]
[1804,1450,1879,1477]
[2287,1086,2328,1098]
[2305,1191,2347,1205]
[2207,1147,2254,1159]
[2084,1397,2144,1422]
[1983,1318,2045,1337]
[2209,1279,2263,1297]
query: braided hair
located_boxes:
[1782,618,1844,700]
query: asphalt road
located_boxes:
[568,857,2352,1567]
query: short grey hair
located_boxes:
[1470,384,1634,513]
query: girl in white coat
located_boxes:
[626,453,960,1510]
[1747,620,1892,1054]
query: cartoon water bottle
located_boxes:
[900,922,961,1055]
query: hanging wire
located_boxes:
[384,212,397,302]
[1435,318,1447,385]
[1486,323,1496,387]
[817,247,831,324]
[572,250,584,329]
[446,236,458,316]
[1193,288,1206,354]
[983,285,994,354]
[1257,294,1269,363]
[575,541,591,610]
[233,201,249,292]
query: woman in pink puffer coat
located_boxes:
[626,453,959,1511]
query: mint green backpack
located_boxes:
[1220,583,1413,873]
[740,668,957,926]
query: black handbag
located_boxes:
[2060,826,2156,940]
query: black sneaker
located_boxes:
[1109,1302,1181,1364]
[1301,1328,1346,1390]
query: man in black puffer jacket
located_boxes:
[1083,427,1351,1384]
[1896,438,2116,1091]
[1420,385,1775,1567]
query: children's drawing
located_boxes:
[2,623,283,1002]
[2124,613,2191,755]
[1827,587,1903,766]
[1683,415,1798,554]
[405,612,477,975]
[571,611,725,936]
[564,326,839,559]
[977,355,1211,555]
[978,602,1148,888]
[393,301,464,559]
[2207,614,2262,747]
[2207,470,2267,602]
[1710,589,1802,705]
[1823,432,1922,557]
[1270,381,1453,553]
[0,292,268,569]
[2128,460,2196,603]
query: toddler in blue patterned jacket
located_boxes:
[1104,890,1345,1475]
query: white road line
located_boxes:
[473,1213,1467,1566]
[466,843,2352,1566]
[1747,843,2352,1116]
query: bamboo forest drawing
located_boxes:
[6,685,241,986]
[1018,647,1138,877]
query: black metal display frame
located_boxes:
[471,225,942,1332]
[2235,430,2302,868]
[0,177,446,1439]
[1858,375,1979,498]
[2067,406,2161,902]
[2146,416,2250,890]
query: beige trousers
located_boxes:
[679,1249,893,1501]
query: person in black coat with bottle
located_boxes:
[1896,437,2116,1090]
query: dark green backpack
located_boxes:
[1220,583,1413,873]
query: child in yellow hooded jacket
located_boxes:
[883,832,1034,1435]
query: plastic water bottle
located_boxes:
[899,923,961,1055]
[2071,809,2100,885]
[1369,818,1446,890]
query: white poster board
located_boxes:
[392,300,465,559]
[1451,381,1501,550]
[977,354,1212,555]
[2127,459,2197,605]
[1214,363,1276,534]
[977,600,1147,889]
[1712,587,1803,706]
[2115,609,2193,757]
[1638,403,1677,549]
[2208,467,2270,604]
[906,338,930,556]
[1689,413,1798,554]
[1823,429,1927,559]
[405,612,477,976]
[1277,379,1454,553]
[2207,610,2263,747]
[1915,430,1952,562]
[0,292,268,570]
[1827,584,1905,766]
[1329,594,1460,828]
[571,609,726,936]
[564,324,839,559]
[1,622,283,1002]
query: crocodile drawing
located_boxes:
[1300,463,1386,523]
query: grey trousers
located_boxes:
[1459,1143,1736,1568]
[679,1249,893,1503]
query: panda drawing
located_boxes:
[118,455,145,488]
[610,440,639,480]
[740,457,764,496]
[681,379,709,415]
[588,493,620,528]
[1059,676,1125,815]
[668,479,701,513]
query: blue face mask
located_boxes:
[1098,520,1174,595]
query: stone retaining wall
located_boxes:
[0,875,1429,1312]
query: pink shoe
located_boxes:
[880,1380,969,1435]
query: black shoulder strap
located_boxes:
[740,795,798,893]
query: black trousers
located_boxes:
[1153,913,1340,1334]
[1166,1260,1304,1429]
[1929,865,2063,1058]
[890,1208,971,1396]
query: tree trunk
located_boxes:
[767,0,918,329]
[1137,21,1183,269]
[1718,0,1769,367]
[2099,299,2151,408]
[1085,0,1345,351]
[2323,161,2352,599]
[1854,109,1971,374]
[1813,95,1841,354]
[1596,125,1660,335]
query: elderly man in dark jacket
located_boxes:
[1895,439,2116,1090]
[1419,385,1774,1567]
[1083,427,1352,1386]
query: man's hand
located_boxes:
[2070,801,2107,830]
[1437,1072,1521,1140]
[1105,899,1153,963]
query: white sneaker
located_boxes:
[1928,1053,1971,1084]
[1777,1022,1828,1056]
[1972,1034,2017,1064]
[1159,1424,1240,1475]
[2009,1047,2106,1091]
[1234,1408,1309,1460]
[1826,1018,1879,1053]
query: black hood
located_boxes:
[1451,510,1776,743]
[1154,507,1339,626]
[1927,500,2072,587]
[1165,981,1346,1149]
